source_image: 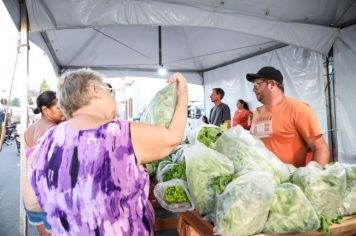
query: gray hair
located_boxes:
[58,69,104,118]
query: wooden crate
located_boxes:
[257,215,356,236]
[177,211,356,236]
[177,211,218,236]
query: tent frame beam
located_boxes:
[59,43,289,75]
[201,43,288,73]
[59,65,199,75]
[339,18,356,29]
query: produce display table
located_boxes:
[177,211,356,236]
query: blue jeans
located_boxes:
[0,112,4,125]
[24,208,52,233]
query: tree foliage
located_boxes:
[28,97,34,105]
[10,97,20,107]
[39,79,51,93]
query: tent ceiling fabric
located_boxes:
[4,0,356,81]
[39,25,284,72]
[158,0,356,27]
[25,0,340,55]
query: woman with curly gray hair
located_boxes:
[29,69,188,235]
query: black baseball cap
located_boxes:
[246,66,283,83]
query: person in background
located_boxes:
[246,66,329,167]
[0,98,6,125]
[232,99,253,130]
[29,70,188,235]
[24,91,65,149]
[201,115,209,124]
[23,91,65,236]
[209,88,231,128]
[0,99,6,136]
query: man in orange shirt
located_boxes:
[246,66,329,167]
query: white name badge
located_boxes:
[250,120,273,138]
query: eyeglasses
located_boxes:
[94,84,114,94]
[253,81,267,89]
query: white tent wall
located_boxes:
[203,45,328,142]
[334,24,356,163]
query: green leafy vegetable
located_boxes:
[146,157,170,177]
[140,82,177,128]
[215,171,275,236]
[163,161,187,182]
[185,145,234,215]
[154,179,194,212]
[212,174,239,195]
[164,185,190,204]
[339,164,356,216]
[146,163,155,176]
[215,126,289,183]
[292,162,346,218]
[318,214,343,234]
[263,183,320,233]
[184,137,190,144]
[197,124,227,148]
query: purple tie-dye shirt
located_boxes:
[30,119,154,236]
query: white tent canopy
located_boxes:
[4,0,356,80]
[3,0,356,162]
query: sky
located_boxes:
[0,1,58,100]
[0,2,204,109]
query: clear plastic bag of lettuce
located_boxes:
[153,179,194,212]
[156,160,187,182]
[195,124,228,148]
[185,145,234,215]
[263,183,320,233]
[214,171,276,236]
[215,126,289,183]
[339,164,356,216]
[146,156,170,177]
[140,82,177,128]
[155,160,173,180]
[184,118,204,145]
[292,161,346,218]
[171,145,186,163]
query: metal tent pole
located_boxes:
[158,25,162,67]
[19,1,29,235]
[324,48,337,162]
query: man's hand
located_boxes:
[224,120,231,129]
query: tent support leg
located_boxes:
[19,1,29,236]
[325,47,338,162]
